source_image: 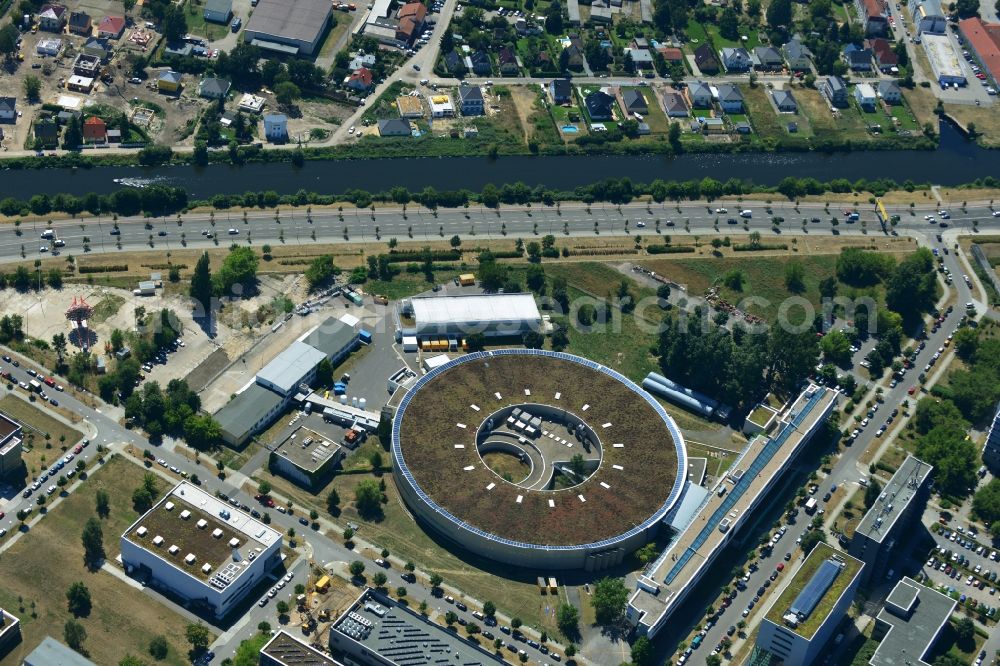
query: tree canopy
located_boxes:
[591,577,630,625]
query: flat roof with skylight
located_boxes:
[274,427,342,473]
[123,482,280,584]
[854,455,932,544]
[764,543,863,638]
[257,341,327,395]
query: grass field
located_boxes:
[0,455,201,666]
[0,394,84,476]
[90,294,126,324]
[798,88,871,142]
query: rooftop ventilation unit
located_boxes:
[185,553,196,565]
[168,544,179,555]
[197,519,208,529]
[165,502,175,511]
[153,535,164,546]
[136,526,147,537]
[179,510,191,520]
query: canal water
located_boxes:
[0,121,988,198]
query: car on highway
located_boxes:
[157,230,167,236]
[228,228,239,234]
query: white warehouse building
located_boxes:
[120,481,282,619]
[400,293,543,340]
[922,34,967,86]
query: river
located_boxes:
[0,121,987,198]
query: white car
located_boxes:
[228,228,239,234]
[993,211,1000,217]
[715,208,728,214]
[39,245,49,253]
[924,214,934,220]
[635,221,646,227]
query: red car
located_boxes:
[908,386,917,395]
[776,563,785,572]
[73,444,83,454]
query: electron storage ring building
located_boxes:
[392,349,687,570]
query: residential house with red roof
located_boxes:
[98,15,126,39]
[82,117,107,143]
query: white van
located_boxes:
[740,209,752,218]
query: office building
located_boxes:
[627,384,839,638]
[329,588,505,665]
[0,413,23,477]
[755,543,864,665]
[270,427,344,489]
[120,481,282,619]
[849,455,933,587]
[869,577,956,665]
[0,609,21,658]
[982,400,1000,471]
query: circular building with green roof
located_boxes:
[392,350,687,571]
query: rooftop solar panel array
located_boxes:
[790,559,843,619]
[663,389,825,584]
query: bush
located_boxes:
[78,264,129,274]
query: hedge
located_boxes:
[78,265,129,274]
[647,245,696,254]
[733,243,789,252]
[384,249,462,264]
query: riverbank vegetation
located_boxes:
[4,174,1000,222]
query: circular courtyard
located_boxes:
[392,350,688,570]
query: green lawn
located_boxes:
[798,87,872,142]
[0,455,202,666]
[183,0,231,40]
[742,84,794,138]
[638,87,670,133]
[890,99,920,131]
[0,394,84,476]
[685,19,709,45]
[704,23,761,50]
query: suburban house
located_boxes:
[563,43,584,70]
[913,0,946,34]
[498,47,519,76]
[458,84,484,115]
[661,91,689,117]
[550,79,572,104]
[720,47,752,72]
[37,4,67,31]
[72,53,101,77]
[823,75,849,107]
[378,118,412,136]
[203,0,233,24]
[443,50,464,74]
[34,120,59,145]
[694,44,720,74]
[624,47,654,70]
[584,90,616,121]
[867,37,899,71]
[782,36,813,71]
[349,53,376,71]
[97,15,126,39]
[68,11,91,35]
[959,17,1000,87]
[263,114,288,142]
[82,116,107,143]
[751,45,784,71]
[83,37,111,60]
[0,97,15,123]
[469,50,492,76]
[157,70,183,93]
[630,37,650,51]
[855,0,888,36]
[686,80,714,108]
[345,67,374,93]
[198,77,231,100]
[843,44,873,71]
[659,46,683,63]
[878,79,903,103]
[621,88,648,115]
[716,83,744,113]
[854,82,877,110]
[771,89,798,113]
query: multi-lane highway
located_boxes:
[6,199,1000,265]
